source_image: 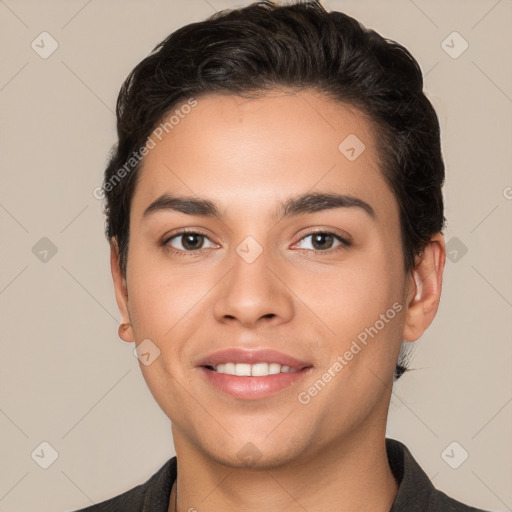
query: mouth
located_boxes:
[195,347,314,400]
[199,363,314,400]
[202,362,310,376]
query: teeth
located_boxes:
[251,363,268,376]
[235,363,251,376]
[268,363,281,374]
[212,362,300,376]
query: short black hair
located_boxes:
[101,0,445,381]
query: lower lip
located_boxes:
[198,366,312,400]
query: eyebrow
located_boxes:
[142,192,376,221]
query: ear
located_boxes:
[402,233,446,342]
[110,238,134,343]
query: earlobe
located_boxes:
[118,322,133,343]
[402,233,446,342]
[110,239,135,343]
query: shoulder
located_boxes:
[69,457,176,512]
[386,438,490,512]
[428,487,492,512]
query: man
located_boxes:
[76,1,489,510]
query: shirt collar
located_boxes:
[387,437,437,511]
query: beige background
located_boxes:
[1,0,511,511]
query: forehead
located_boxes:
[131,90,395,220]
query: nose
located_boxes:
[213,242,294,329]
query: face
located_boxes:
[113,89,421,468]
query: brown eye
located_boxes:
[165,232,215,252]
[296,232,351,251]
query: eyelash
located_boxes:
[161,229,352,257]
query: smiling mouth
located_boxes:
[199,362,313,400]
[203,362,311,376]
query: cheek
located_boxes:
[299,244,405,391]
[295,263,404,411]
[127,260,207,340]
[303,249,401,335]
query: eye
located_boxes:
[294,231,351,252]
[161,229,351,256]
[163,231,217,253]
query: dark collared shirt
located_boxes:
[71,438,489,511]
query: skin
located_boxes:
[111,89,446,512]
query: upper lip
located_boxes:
[196,348,313,369]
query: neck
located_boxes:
[169,420,398,512]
